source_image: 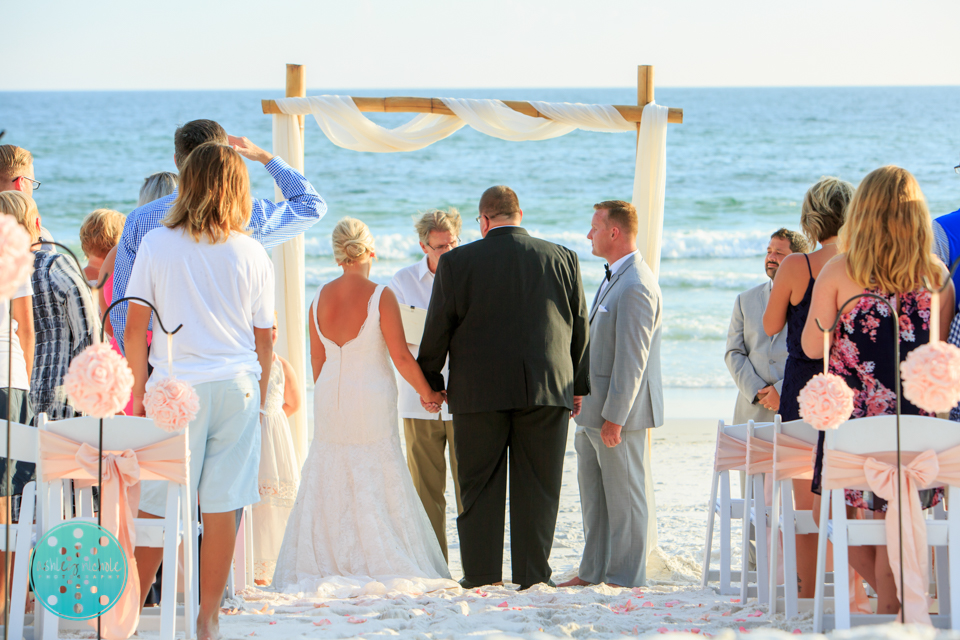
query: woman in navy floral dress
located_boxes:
[802,166,955,616]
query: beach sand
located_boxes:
[136,388,949,638]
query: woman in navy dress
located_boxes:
[762,176,854,599]
[802,165,955,616]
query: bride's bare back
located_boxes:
[308,271,444,411]
[315,274,378,347]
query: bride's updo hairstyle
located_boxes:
[332,217,376,265]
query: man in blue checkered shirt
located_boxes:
[110,119,326,354]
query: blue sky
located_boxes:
[7,0,960,90]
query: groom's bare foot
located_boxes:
[558,576,594,587]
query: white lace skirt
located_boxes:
[253,409,301,584]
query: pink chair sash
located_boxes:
[773,432,816,482]
[822,446,960,625]
[746,436,774,476]
[715,431,747,472]
[39,430,189,640]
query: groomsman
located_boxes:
[725,228,807,423]
[561,200,662,588]
[388,209,464,561]
[418,186,590,590]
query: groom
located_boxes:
[418,186,590,590]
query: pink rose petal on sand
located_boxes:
[730,598,739,603]
[642,601,654,607]
[313,619,331,626]
[497,601,509,608]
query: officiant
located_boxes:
[388,208,464,561]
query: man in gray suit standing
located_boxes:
[560,200,663,588]
[725,228,808,423]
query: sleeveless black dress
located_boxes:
[778,255,823,421]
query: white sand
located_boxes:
[137,389,954,638]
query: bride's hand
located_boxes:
[420,390,444,414]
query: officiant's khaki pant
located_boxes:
[403,418,463,561]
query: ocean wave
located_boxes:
[662,316,728,341]
[303,227,772,263]
[658,270,767,291]
[661,229,773,259]
[662,374,736,389]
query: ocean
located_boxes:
[2,86,959,394]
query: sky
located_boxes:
[5,0,960,91]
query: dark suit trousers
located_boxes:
[453,406,569,585]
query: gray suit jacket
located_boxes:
[576,253,663,432]
[724,280,788,424]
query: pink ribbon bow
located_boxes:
[39,430,189,640]
[823,447,954,625]
[746,436,774,476]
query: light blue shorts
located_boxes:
[140,374,261,516]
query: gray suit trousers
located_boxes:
[575,427,648,587]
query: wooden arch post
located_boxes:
[272,63,309,462]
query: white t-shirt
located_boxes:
[0,281,32,391]
[388,256,452,421]
[126,227,275,386]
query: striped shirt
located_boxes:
[110,157,326,353]
[30,251,101,419]
[933,219,950,266]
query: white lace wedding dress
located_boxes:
[272,284,455,598]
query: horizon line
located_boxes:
[2,84,960,94]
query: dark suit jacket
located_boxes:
[417,226,590,414]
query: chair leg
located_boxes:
[740,470,754,602]
[159,488,180,640]
[244,505,255,587]
[702,471,720,590]
[8,483,34,640]
[948,486,960,630]
[720,472,733,594]
[831,490,851,630]
[813,488,831,633]
[782,484,800,619]
[754,473,769,606]
[769,479,782,613]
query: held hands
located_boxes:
[600,420,622,448]
[757,385,780,411]
[227,135,274,165]
[419,390,447,414]
[571,395,583,419]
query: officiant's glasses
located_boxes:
[426,237,460,251]
[11,176,40,190]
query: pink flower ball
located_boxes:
[798,373,855,431]
[63,343,134,418]
[0,214,34,300]
[144,377,200,433]
[901,342,960,414]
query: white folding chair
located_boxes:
[767,416,836,617]
[702,420,765,595]
[36,414,197,640]
[813,415,960,631]
[0,420,39,640]
[742,422,775,605]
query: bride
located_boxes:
[273,217,456,596]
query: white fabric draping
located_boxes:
[527,101,635,133]
[277,96,463,153]
[633,102,669,278]
[271,114,308,465]
[439,98,574,141]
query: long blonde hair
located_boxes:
[839,165,940,293]
[163,142,251,243]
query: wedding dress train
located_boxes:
[272,285,455,598]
